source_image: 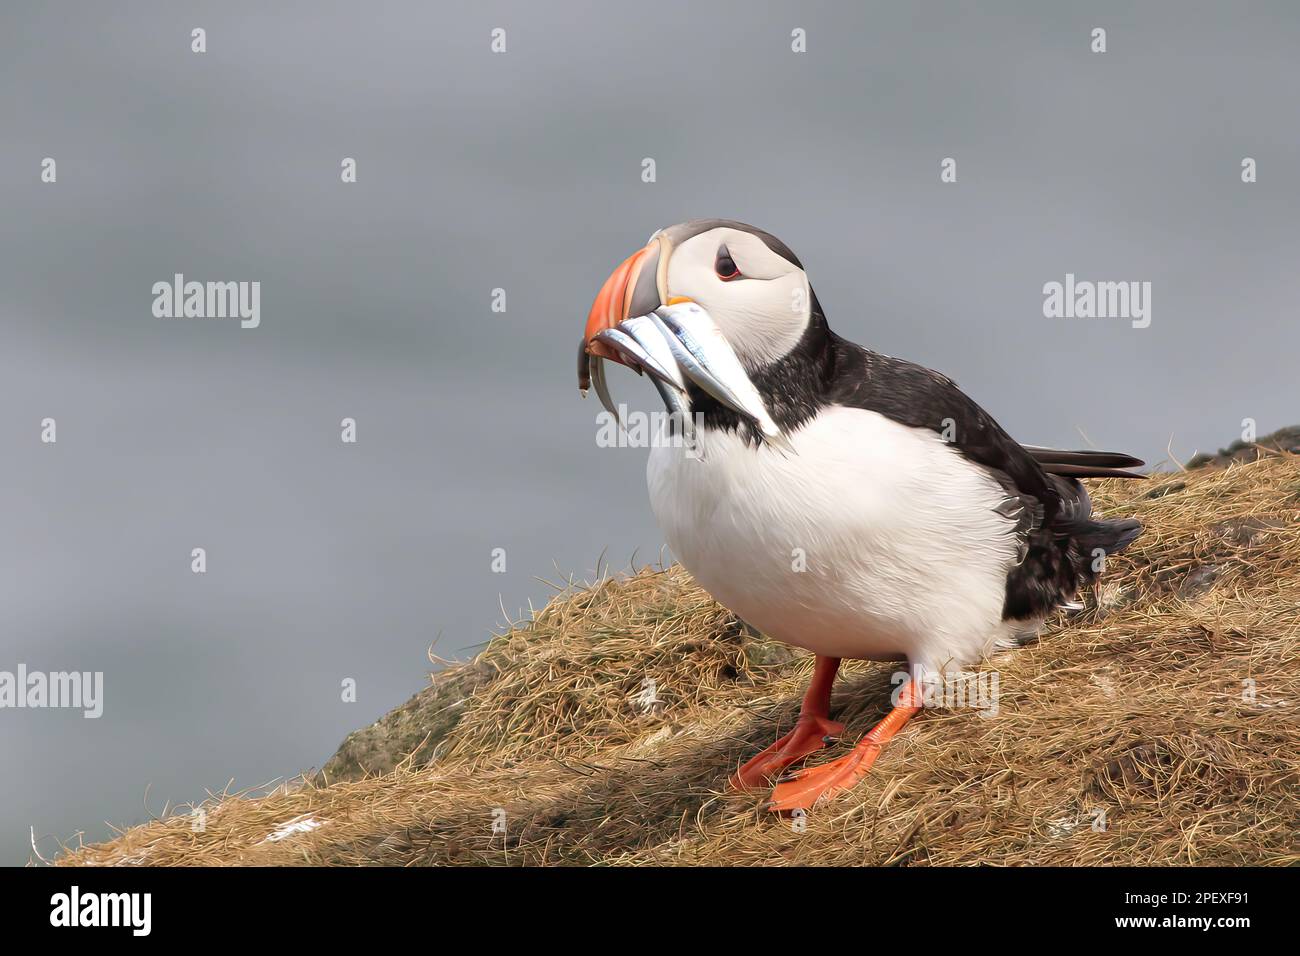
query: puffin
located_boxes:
[579,219,1144,811]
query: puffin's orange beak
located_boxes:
[583,235,670,363]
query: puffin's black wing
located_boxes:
[1022,445,1145,479]
[822,336,1144,620]
[1021,445,1143,468]
[823,339,1063,512]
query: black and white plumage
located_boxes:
[581,219,1144,806]
[677,309,1143,630]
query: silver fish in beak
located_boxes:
[618,315,687,393]
[591,327,682,393]
[651,302,792,451]
[579,302,790,452]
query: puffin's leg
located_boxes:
[766,676,923,812]
[730,655,844,790]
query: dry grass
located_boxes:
[57,456,1300,866]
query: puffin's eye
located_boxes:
[714,244,741,280]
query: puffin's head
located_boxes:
[584,219,813,373]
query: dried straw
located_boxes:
[56,455,1300,866]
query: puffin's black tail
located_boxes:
[1050,473,1143,581]
[1072,517,1143,564]
[1003,470,1144,621]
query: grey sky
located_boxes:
[2,1,1297,865]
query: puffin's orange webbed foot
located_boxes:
[766,677,924,813]
[730,654,843,791]
[730,713,846,791]
[766,741,884,811]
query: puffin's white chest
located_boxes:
[646,405,1021,673]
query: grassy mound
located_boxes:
[57,456,1300,865]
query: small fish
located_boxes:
[647,313,742,410]
[618,316,688,392]
[652,375,695,445]
[579,302,789,453]
[593,327,682,391]
[577,338,592,395]
[588,354,623,428]
[653,303,792,451]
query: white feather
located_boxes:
[647,405,1031,681]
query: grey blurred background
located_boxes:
[1,1,1297,865]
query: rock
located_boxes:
[1187,426,1300,469]
[317,660,495,784]
[1208,516,1287,548]
[1177,565,1220,599]
[1144,481,1185,499]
